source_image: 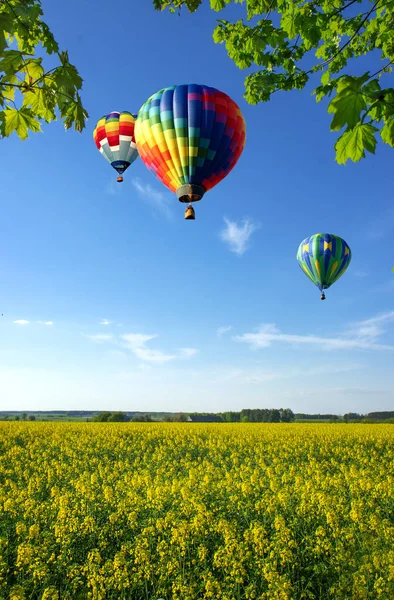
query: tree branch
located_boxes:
[317,0,381,70]
[2,81,77,104]
[369,58,394,79]
[328,0,360,19]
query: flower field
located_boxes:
[0,423,393,600]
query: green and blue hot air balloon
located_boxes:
[296,233,351,300]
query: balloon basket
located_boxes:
[185,205,195,220]
[321,292,326,300]
[117,176,123,183]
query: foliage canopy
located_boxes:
[0,0,87,140]
[153,0,394,164]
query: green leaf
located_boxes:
[54,61,83,94]
[362,79,381,100]
[0,110,5,137]
[0,73,19,103]
[40,23,59,54]
[12,2,42,24]
[0,11,14,45]
[4,106,42,140]
[328,77,368,131]
[381,119,394,147]
[0,50,25,76]
[213,25,226,43]
[22,88,55,122]
[335,123,378,165]
[210,0,226,9]
[61,95,88,132]
[22,58,44,82]
[281,14,297,39]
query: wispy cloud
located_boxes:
[134,347,176,364]
[234,311,394,352]
[14,320,29,326]
[217,325,232,338]
[84,334,114,344]
[121,333,198,364]
[100,319,111,326]
[121,333,158,348]
[220,217,259,255]
[121,333,175,364]
[345,311,394,341]
[37,321,53,326]
[178,347,199,359]
[132,178,172,220]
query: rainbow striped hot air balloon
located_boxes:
[93,111,138,182]
[296,233,352,300]
[134,84,246,219]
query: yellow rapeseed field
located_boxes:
[0,423,393,600]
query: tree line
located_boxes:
[2,410,394,422]
[91,409,296,423]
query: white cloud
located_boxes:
[121,333,175,364]
[356,310,394,327]
[121,334,197,364]
[14,320,29,326]
[100,319,111,326]
[217,325,232,338]
[37,321,53,326]
[132,178,172,220]
[219,217,259,255]
[134,347,176,364]
[84,334,114,343]
[178,348,198,358]
[121,333,158,349]
[234,311,394,352]
[346,311,394,341]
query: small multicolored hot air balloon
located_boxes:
[296,233,351,300]
[134,84,246,219]
[93,111,138,182]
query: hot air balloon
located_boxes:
[93,111,138,182]
[296,233,351,300]
[134,84,246,219]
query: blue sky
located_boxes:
[1,0,394,414]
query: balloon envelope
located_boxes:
[134,84,246,201]
[296,233,351,292]
[93,111,138,176]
